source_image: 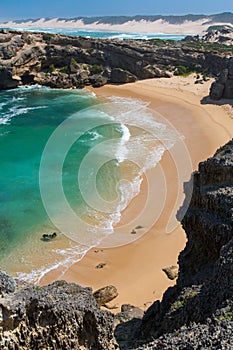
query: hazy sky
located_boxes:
[1,0,233,21]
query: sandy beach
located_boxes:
[40,74,233,312]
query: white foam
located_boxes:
[10,94,181,284]
[115,123,131,162]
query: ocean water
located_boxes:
[0,85,180,282]
[2,27,187,40]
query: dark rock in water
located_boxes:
[0,280,118,349]
[94,285,118,306]
[41,232,57,241]
[0,67,19,90]
[162,266,178,280]
[0,270,16,293]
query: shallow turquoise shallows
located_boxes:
[0,85,178,282]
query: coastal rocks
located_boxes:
[93,285,118,307]
[0,271,16,294]
[210,58,233,100]
[1,30,233,90]
[0,67,20,89]
[110,68,137,83]
[0,280,118,350]
[162,266,178,280]
[136,140,233,346]
[114,305,145,348]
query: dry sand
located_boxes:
[40,74,233,312]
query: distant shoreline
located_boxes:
[1,12,233,35]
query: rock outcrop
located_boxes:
[128,139,233,349]
[210,57,233,100]
[0,278,118,349]
[0,29,233,90]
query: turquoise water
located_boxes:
[2,27,187,40]
[0,86,179,281]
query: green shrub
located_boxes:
[60,66,69,74]
[49,64,55,72]
[89,64,102,75]
[70,57,78,65]
[87,48,94,54]
[43,33,54,41]
[174,65,194,77]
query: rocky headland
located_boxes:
[0,29,233,91]
[0,140,232,349]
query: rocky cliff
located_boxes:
[127,139,233,349]
[210,57,233,100]
[0,30,232,90]
[0,277,118,349]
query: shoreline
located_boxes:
[40,75,233,312]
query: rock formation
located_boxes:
[0,279,118,349]
[0,29,233,90]
[127,139,233,349]
[210,57,233,100]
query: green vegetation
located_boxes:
[34,286,41,291]
[70,57,78,65]
[207,25,233,32]
[87,48,94,54]
[171,300,184,310]
[183,41,233,53]
[215,310,233,322]
[89,64,102,75]
[49,64,55,72]
[42,33,54,41]
[174,65,194,77]
[60,66,69,74]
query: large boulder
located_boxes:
[110,68,137,84]
[93,285,118,306]
[0,67,20,89]
[0,270,16,294]
[0,280,118,349]
[210,82,225,100]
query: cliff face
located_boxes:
[0,30,232,90]
[132,140,233,349]
[0,279,118,349]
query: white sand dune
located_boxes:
[1,17,233,35]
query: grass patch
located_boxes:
[49,64,55,72]
[174,65,195,77]
[60,66,69,74]
[171,300,184,309]
[89,64,102,75]
[70,57,78,65]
